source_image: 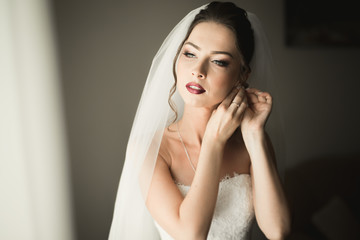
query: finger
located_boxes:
[234,95,248,119]
[258,94,267,103]
[221,87,240,107]
[246,92,259,105]
[245,87,261,94]
[230,88,245,108]
[229,88,245,111]
[243,94,249,107]
[246,88,268,103]
[266,95,272,104]
[257,91,272,104]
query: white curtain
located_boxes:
[0,0,75,239]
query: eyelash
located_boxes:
[183,52,196,58]
[212,60,229,67]
[182,51,229,67]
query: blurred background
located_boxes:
[2,0,359,239]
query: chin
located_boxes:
[183,99,220,109]
[179,89,224,109]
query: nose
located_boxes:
[192,72,205,79]
[191,60,207,79]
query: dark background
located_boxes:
[51,0,360,239]
[285,0,360,47]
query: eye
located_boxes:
[183,51,196,58]
[212,60,229,67]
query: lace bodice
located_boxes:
[154,173,255,239]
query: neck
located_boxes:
[177,104,216,147]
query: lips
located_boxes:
[186,82,206,94]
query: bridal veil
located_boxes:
[108,2,286,239]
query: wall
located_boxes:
[52,0,360,239]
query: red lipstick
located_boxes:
[186,82,206,94]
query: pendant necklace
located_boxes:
[176,122,196,173]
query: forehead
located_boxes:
[187,21,238,54]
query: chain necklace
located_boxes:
[176,122,196,173]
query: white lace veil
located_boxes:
[108,3,286,239]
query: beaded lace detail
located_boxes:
[155,173,255,239]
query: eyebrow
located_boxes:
[184,41,234,58]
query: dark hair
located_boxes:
[168,1,255,122]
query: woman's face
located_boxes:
[176,21,243,109]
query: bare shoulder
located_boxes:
[145,126,185,230]
[158,125,178,167]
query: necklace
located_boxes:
[176,122,196,173]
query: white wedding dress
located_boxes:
[154,173,255,240]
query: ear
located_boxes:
[236,70,251,88]
[243,71,251,87]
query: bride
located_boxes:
[109,2,291,239]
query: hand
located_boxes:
[241,88,272,134]
[204,87,248,144]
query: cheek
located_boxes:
[176,58,188,81]
[209,73,237,96]
[175,62,189,98]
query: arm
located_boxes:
[146,88,246,239]
[146,140,224,240]
[245,131,291,240]
[242,88,291,239]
